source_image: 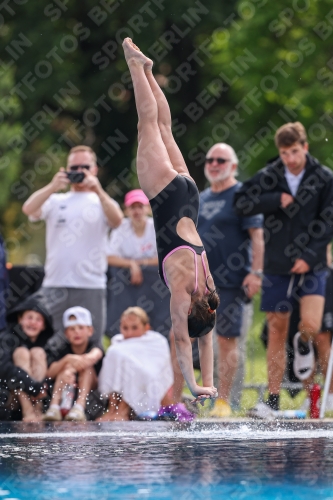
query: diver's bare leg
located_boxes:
[123,38,177,199]
[144,69,191,177]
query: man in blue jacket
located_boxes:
[234,122,333,417]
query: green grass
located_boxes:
[102,335,111,352]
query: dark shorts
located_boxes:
[261,270,328,313]
[215,287,249,338]
[322,267,333,333]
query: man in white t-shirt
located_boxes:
[22,145,123,344]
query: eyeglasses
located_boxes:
[205,158,231,165]
[68,165,91,171]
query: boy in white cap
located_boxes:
[43,306,103,421]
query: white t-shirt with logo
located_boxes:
[30,192,111,289]
[107,217,157,260]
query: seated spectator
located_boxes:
[43,306,103,422]
[107,189,158,285]
[98,307,173,421]
[0,297,53,422]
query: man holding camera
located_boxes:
[22,145,123,344]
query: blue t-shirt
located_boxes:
[198,183,263,288]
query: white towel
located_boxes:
[99,330,173,414]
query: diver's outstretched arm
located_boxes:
[171,291,217,400]
[198,331,214,387]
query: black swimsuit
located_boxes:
[149,175,207,288]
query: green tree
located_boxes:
[0,64,22,233]
[1,0,239,260]
[7,1,333,260]
[208,0,333,178]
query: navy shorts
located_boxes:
[215,287,248,338]
[322,267,333,333]
[261,270,328,313]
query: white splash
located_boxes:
[0,428,333,440]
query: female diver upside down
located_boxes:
[123,38,219,403]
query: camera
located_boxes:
[67,172,85,183]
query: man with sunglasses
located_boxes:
[197,142,264,417]
[22,145,123,346]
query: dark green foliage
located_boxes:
[1,0,333,256]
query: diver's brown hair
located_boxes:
[188,280,220,338]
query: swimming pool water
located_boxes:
[0,421,333,499]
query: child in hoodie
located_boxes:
[0,297,53,421]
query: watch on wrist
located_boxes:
[251,270,264,279]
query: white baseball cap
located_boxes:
[63,306,92,328]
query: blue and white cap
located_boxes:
[63,306,92,328]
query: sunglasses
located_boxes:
[68,164,91,171]
[205,158,231,165]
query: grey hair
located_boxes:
[207,143,239,166]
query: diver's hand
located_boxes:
[190,385,218,406]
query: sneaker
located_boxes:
[43,407,62,421]
[209,399,232,418]
[247,402,278,419]
[293,332,315,381]
[64,405,86,422]
[157,403,195,422]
